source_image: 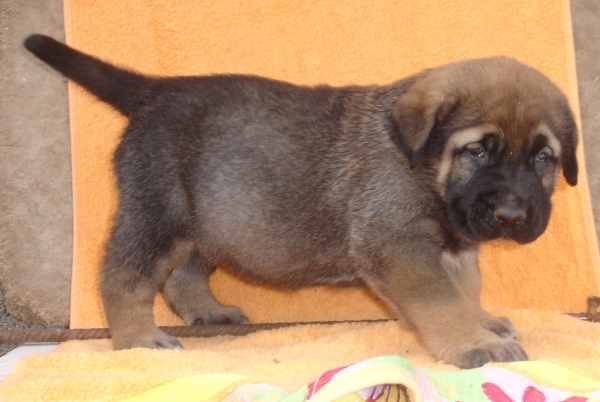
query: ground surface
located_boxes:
[0,0,598,356]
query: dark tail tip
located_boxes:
[24,34,59,58]
[23,34,150,116]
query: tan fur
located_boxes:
[435,124,497,194]
[100,240,194,349]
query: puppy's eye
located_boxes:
[465,144,486,158]
[535,147,552,163]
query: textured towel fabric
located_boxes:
[63,0,600,329]
[0,309,599,401]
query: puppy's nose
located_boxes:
[493,205,526,228]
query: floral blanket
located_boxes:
[118,356,600,402]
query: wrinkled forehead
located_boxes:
[448,122,562,157]
[447,83,564,156]
[483,95,559,153]
[441,58,569,154]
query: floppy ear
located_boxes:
[561,137,578,186]
[559,105,578,186]
[563,152,578,186]
[392,77,454,167]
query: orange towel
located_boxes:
[63,0,600,329]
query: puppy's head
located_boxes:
[393,57,578,244]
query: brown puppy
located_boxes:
[25,34,578,368]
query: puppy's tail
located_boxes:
[24,34,152,116]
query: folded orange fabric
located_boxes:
[63,0,600,329]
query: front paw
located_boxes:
[446,338,528,369]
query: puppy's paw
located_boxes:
[112,327,183,350]
[149,334,184,350]
[189,305,249,326]
[480,315,518,340]
[447,338,527,369]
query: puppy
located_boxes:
[25,34,578,368]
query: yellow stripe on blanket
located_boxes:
[504,361,600,394]
[117,374,246,402]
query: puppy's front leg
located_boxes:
[360,242,527,368]
[441,248,518,340]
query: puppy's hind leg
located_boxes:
[100,213,194,350]
[162,252,249,326]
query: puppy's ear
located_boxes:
[559,104,578,186]
[562,138,578,186]
[392,76,455,167]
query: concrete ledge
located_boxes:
[0,0,71,327]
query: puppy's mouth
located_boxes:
[449,200,550,245]
[496,221,541,245]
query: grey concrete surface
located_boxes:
[572,0,600,236]
[0,0,598,357]
[0,0,71,333]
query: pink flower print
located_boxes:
[482,383,588,402]
[307,365,348,399]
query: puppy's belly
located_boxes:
[222,258,363,289]
[195,171,356,287]
[200,230,359,288]
[197,212,357,288]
